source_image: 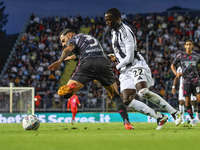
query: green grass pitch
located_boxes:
[0,122,200,150]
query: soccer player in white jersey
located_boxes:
[172,66,196,125]
[105,8,182,130]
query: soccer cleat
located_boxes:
[71,119,75,125]
[156,114,168,130]
[172,111,182,126]
[124,123,135,130]
[191,119,196,126]
[181,113,185,124]
[58,83,77,96]
[181,119,185,124]
[196,112,200,123]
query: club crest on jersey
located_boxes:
[189,56,192,60]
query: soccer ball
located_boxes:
[22,115,40,130]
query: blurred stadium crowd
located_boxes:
[1,10,200,111]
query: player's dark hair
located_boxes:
[59,28,75,38]
[184,39,194,45]
[105,8,121,19]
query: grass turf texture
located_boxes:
[0,122,200,150]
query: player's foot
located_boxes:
[181,114,185,124]
[172,111,182,126]
[181,119,185,124]
[124,123,135,130]
[191,119,196,126]
[58,83,77,96]
[196,112,200,123]
[156,114,168,130]
[71,119,75,125]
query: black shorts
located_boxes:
[71,57,116,86]
[183,78,200,97]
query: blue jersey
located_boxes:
[67,33,106,61]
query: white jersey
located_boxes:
[177,66,196,101]
[111,22,154,92]
[111,22,145,71]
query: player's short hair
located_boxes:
[184,39,194,45]
[105,8,121,19]
[59,28,75,38]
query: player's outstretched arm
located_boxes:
[48,44,75,71]
[64,55,77,61]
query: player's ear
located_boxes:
[116,16,121,22]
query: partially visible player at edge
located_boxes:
[48,28,134,130]
[171,66,196,125]
[105,8,182,129]
[171,39,200,123]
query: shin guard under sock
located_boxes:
[113,95,129,123]
[186,105,194,119]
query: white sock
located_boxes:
[142,90,177,114]
[128,99,162,119]
[179,104,184,119]
[192,105,194,114]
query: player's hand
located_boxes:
[171,88,176,95]
[108,54,116,62]
[64,56,72,61]
[48,60,62,71]
[78,104,81,107]
[176,73,182,78]
[67,108,70,111]
[64,55,76,61]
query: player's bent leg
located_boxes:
[113,94,134,130]
[103,83,134,130]
[58,80,84,99]
[138,88,182,126]
[128,99,168,130]
[103,82,119,99]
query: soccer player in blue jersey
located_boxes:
[48,28,134,129]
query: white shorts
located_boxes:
[179,87,196,101]
[119,65,154,93]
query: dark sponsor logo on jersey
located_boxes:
[185,61,196,67]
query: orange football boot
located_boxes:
[124,123,135,130]
[58,83,77,96]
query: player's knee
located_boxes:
[123,95,134,106]
[179,100,184,105]
[113,95,126,109]
[138,88,150,99]
[123,99,132,106]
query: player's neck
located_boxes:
[186,50,192,55]
[114,22,122,31]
